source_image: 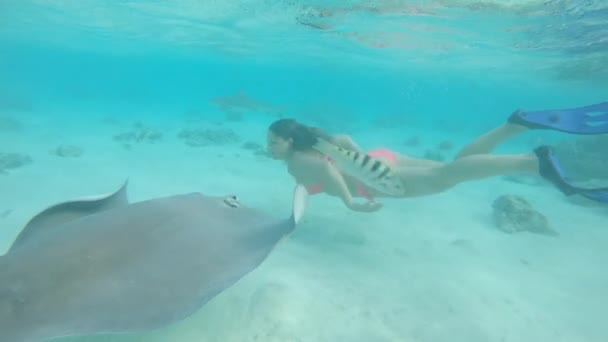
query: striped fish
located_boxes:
[312,138,405,196]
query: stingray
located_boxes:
[0,181,307,342]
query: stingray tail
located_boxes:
[292,184,308,225]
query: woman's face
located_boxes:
[266,130,292,159]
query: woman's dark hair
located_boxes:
[268,118,331,151]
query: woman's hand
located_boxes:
[348,200,383,213]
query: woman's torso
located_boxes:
[287,150,385,198]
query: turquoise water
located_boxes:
[1,1,607,342]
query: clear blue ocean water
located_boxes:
[1,1,607,341]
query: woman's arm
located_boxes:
[325,163,383,213]
[293,155,382,213]
[331,134,364,153]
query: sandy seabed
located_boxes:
[1,107,607,342]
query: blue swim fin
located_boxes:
[579,190,608,203]
[509,102,608,134]
[534,145,608,203]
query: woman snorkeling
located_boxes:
[266,102,608,213]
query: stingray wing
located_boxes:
[8,180,129,253]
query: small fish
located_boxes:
[1,209,12,218]
[312,138,405,196]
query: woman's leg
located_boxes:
[386,120,539,197]
[439,153,538,183]
[455,123,528,159]
[396,123,527,174]
[395,153,538,197]
[390,122,527,169]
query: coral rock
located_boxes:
[492,195,557,236]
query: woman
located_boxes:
[266,102,608,213]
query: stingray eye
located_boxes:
[223,195,240,208]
